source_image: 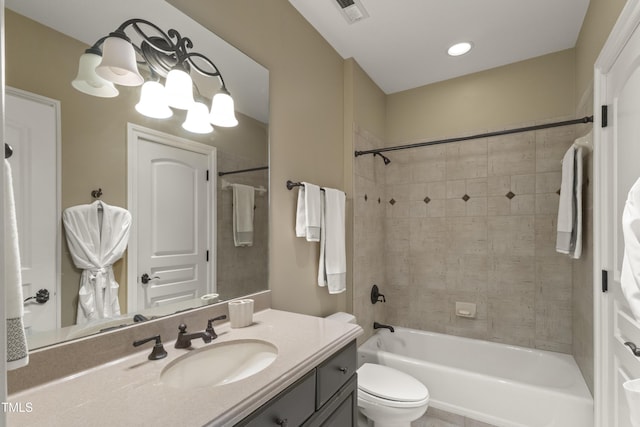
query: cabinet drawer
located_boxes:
[316,341,357,408]
[239,370,316,427]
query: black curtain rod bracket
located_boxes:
[5,143,13,159]
[218,166,268,177]
[286,180,328,193]
[354,116,594,158]
[286,180,348,196]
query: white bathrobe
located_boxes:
[63,201,132,324]
[622,177,640,322]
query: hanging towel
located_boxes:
[295,182,321,242]
[556,145,584,259]
[232,183,255,247]
[318,188,346,294]
[572,146,584,259]
[622,177,640,322]
[4,159,28,370]
[63,201,131,324]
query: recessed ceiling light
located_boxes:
[448,42,473,57]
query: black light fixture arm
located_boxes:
[94,18,226,84]
[84,36,109,56]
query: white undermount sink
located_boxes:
[160,339,278,389]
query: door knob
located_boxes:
[24,289,50,304]
[140,273,160,284]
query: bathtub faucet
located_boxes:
[373,322,395,333]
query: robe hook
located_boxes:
[91,188,103,199]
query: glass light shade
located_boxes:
[71,52,119,98]
[95,35,144,86]
[135,81,173,119]
[209,90,238,127]
[164,68,195,110]
[182,102,214,134]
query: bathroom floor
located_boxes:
[357,407,497,427]
[411,407,497,427]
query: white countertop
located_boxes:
[9,309,362,427]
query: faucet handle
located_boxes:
[206,315,227,339]
[178,323,188,334]
[133,335,168,360]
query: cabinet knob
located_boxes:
[338,367,348,374]
[275,418,288,426]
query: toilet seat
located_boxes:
[358,388,429,409]
[357,363,429,408]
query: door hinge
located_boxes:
[206,170,210,181]
[601,105,608,128]
[602,269,608,293]
[206,250,210,262]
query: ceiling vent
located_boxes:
[334,0,369,24]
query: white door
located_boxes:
[127,124,215,313]
[5,88,60,335]
[596,2,640,425]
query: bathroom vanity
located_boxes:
[237,340,357,426]
[7,309,362,426]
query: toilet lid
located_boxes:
[357,363,429,402]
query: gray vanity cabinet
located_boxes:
[236,340,357,427]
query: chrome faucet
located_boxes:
[174,323,212,349]
[373,322,395,333]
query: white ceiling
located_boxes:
[288,0,590,94]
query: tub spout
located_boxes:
[373,322,395,333]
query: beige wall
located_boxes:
[386,49,576,145]
[169,0,348,315]
[575,0,627,101]
[345,59,387,340]
[6,10,268,326]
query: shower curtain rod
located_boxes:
[354,116,594,158]
[218,166,268,177]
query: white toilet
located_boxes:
[326,313,430,427]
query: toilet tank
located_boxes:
[325,312,357,324]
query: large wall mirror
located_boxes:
[4,0,269,349]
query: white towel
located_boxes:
[232,184,254,247]
[556,145,584,259]
[572,146,584,259]
[622,177,640,322]
[317,188,346,294]
[295,182,321,242]
[4,160,28,369]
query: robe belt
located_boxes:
[88,266,111,288]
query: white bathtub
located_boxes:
[358,328,593,427]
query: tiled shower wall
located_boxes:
[573,89,595,393]
[355,118,579,353]
[216,151,268,299]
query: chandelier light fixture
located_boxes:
[71,18,238,133]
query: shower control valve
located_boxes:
[370,284,386,304]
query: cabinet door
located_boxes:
[304,375,357,427]
[238,370,316,427]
